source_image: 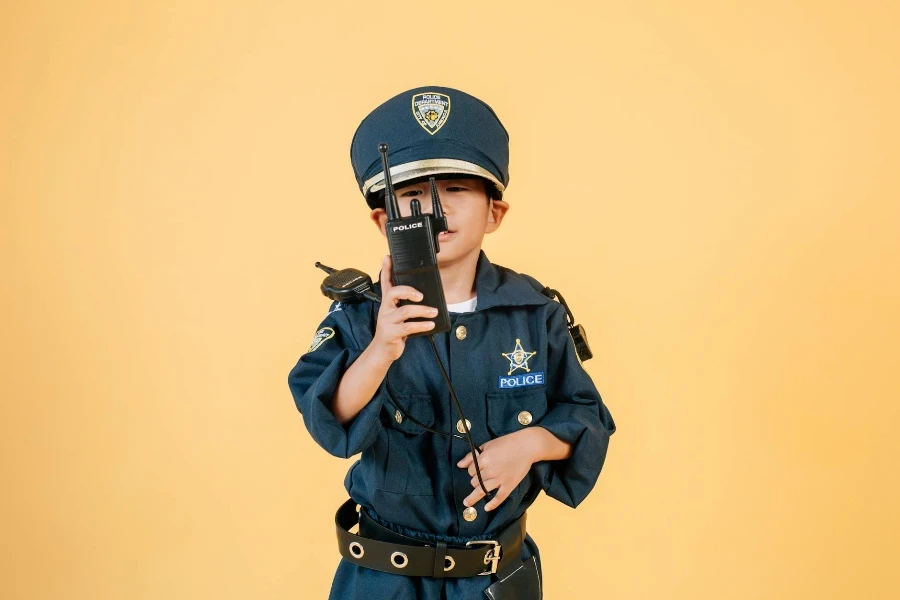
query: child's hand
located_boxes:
[456,429,542,511]
[372,255,438,362]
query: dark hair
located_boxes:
[367,175,500,210]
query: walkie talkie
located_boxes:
[378,142,451,336]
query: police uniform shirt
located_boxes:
[288,250,616,599]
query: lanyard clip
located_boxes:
[542,287,594,362]
[568,322,593,362]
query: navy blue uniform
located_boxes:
[288,250,616,599]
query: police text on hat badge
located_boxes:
[411,92,451,135]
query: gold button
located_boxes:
[517,411,533,426]
[456,419,472,434]
[455,325,467,340]
[395,410,403,424]
[463,506,477,521]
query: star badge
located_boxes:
[502,339,537,375]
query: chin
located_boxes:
[436,246,462,264]
[436,243,479,266]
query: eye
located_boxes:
[445,186,467,192]
[400,189,424,197]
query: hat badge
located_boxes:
[411,92,451,135]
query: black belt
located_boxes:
[334,498,527,579]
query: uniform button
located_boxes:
[456,419,472,434]
[455,325,467,340]
[395,410,403,424]
[517,411,533,426]
[463,506,477,521]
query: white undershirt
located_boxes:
[446,295,478,313]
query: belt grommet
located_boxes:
[390,551,409,569]
[444,555,455,572]
[349,541,364,559]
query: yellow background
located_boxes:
[2,1,898,598]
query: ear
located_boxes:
[484,199,509,234]
[370,208,388,237]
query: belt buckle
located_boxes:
[465,540,501,575]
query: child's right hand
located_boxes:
[372,255,438,362]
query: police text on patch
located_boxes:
[497,372,545,389]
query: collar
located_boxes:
[469,250,549,311]
[374,250,549,312]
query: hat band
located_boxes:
[362,159,506,196]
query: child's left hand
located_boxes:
[456,429,542,511]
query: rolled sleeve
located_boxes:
[534,304,616,508]
[287,303,385,458]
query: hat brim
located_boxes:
[362,158,506,197]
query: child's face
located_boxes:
[370,177,509,266]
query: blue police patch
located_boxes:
[498,372,545,389]
[411,92,451,135]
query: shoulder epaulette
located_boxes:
[519,272,555,300]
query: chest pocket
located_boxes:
[485,387,548,436]
[485,387,549,506]
[377,393,437,496]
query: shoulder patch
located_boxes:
[308,327,335,353]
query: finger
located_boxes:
[402,321,436,335]
[395,304,439,322]
[386,285,424,306]
[379,255,393,296]
[484,486,510,512]
[463,488,483,508]
[457,445,486,469]
[470,475,498,489]
[463,481,494,508]
[467,445,489,476]
[467,462,490,478]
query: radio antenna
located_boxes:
[378,143,400,221]
[429,177,444,220]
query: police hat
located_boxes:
[350,86,509,210]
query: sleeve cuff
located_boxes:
[532,403,612,508]
[296,347,385,458]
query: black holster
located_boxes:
[483,555,542,600]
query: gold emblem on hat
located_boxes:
[411,92,451,135]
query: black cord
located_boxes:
[546,287,575,327]
[367,286,493,502]
[382,335,493,501]
[426,334,492,501]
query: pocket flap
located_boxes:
[384,392,436,434]
[485,387,548,436]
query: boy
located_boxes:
[288,86,616,599]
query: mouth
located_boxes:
[438,229,456,240]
